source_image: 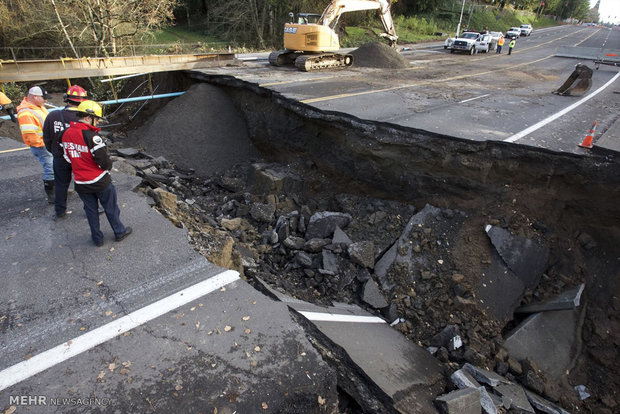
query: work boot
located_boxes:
[115,226,133,242]
[44,180,55,204]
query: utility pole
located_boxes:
[456,0,467,38]
[535,1,545,23]
[466,0,474,29]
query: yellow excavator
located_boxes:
[269,0,398,72]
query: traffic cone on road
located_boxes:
[579,121,597,149]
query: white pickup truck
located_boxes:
[447,32,481,55]
[520,24,533,36]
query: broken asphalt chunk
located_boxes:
[304,211,352,240]
[361,278,388,309]
[435,387,481,414]
[485,225,549,289]
[493,383,535,413]
[463,363,510,387]
[516,284,585,314]
[525,389,571,414]
[503,309,579,379]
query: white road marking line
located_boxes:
[299,311,386,323]
[504,71,620,143]
[0,270,240,392]
[460,94,490,103]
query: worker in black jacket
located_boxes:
[43,85,88,219]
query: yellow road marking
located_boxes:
[301,28,588,104]
[302,56,552,104]
[0,146,29,154]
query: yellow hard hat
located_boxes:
[0,92,12,106]
[76,100,104,118]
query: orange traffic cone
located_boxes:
[579,121,597,148]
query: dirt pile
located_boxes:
[351,42,409,69]
[125,83,259,177]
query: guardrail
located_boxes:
[0,53,236,82]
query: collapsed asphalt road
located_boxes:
[112,75,618,413]
[1,52,618,412]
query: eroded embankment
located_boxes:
[191,73,619,229]
[121,72,620,412]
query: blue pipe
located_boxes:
[1,92,186,120]
[99,92,185,105]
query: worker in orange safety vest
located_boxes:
[16,86,54,203]
[496,36,505,54]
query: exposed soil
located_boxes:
[104,73,619,413]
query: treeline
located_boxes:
[0,0,594,59]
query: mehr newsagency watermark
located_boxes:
[8,395,113,407]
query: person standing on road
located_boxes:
[16,86,54,203]
[508,38,516,55]
[496,36,505,54]
[0,92,17,122]
[61,100,132,247]
[43,85,88,219]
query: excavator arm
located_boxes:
[319,0,398,46]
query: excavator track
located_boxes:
[268,50,298,67]
[294,53,354,72]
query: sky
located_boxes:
[592,0,620,24]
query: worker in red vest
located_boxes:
[61,100,132,247]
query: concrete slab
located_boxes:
[504,309,579,379]
[516,284,584,314]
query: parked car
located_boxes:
[506,27,521,39]
[520,24,533,36]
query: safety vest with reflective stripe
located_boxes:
[498,37,505,46]
[16,98,48,147]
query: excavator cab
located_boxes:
[296,13,321,25]
[553,63,593,96]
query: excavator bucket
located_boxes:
[553,63,593,96]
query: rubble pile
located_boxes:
[107,146,613,413]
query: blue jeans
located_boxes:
[78,184,127,245]
[53,157,72,215]
[30,146,54,181]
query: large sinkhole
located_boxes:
[109,71,619,413]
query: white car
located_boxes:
[506,27,521,39]
[520,24,533,36]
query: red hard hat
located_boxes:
[65,85,88,103]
